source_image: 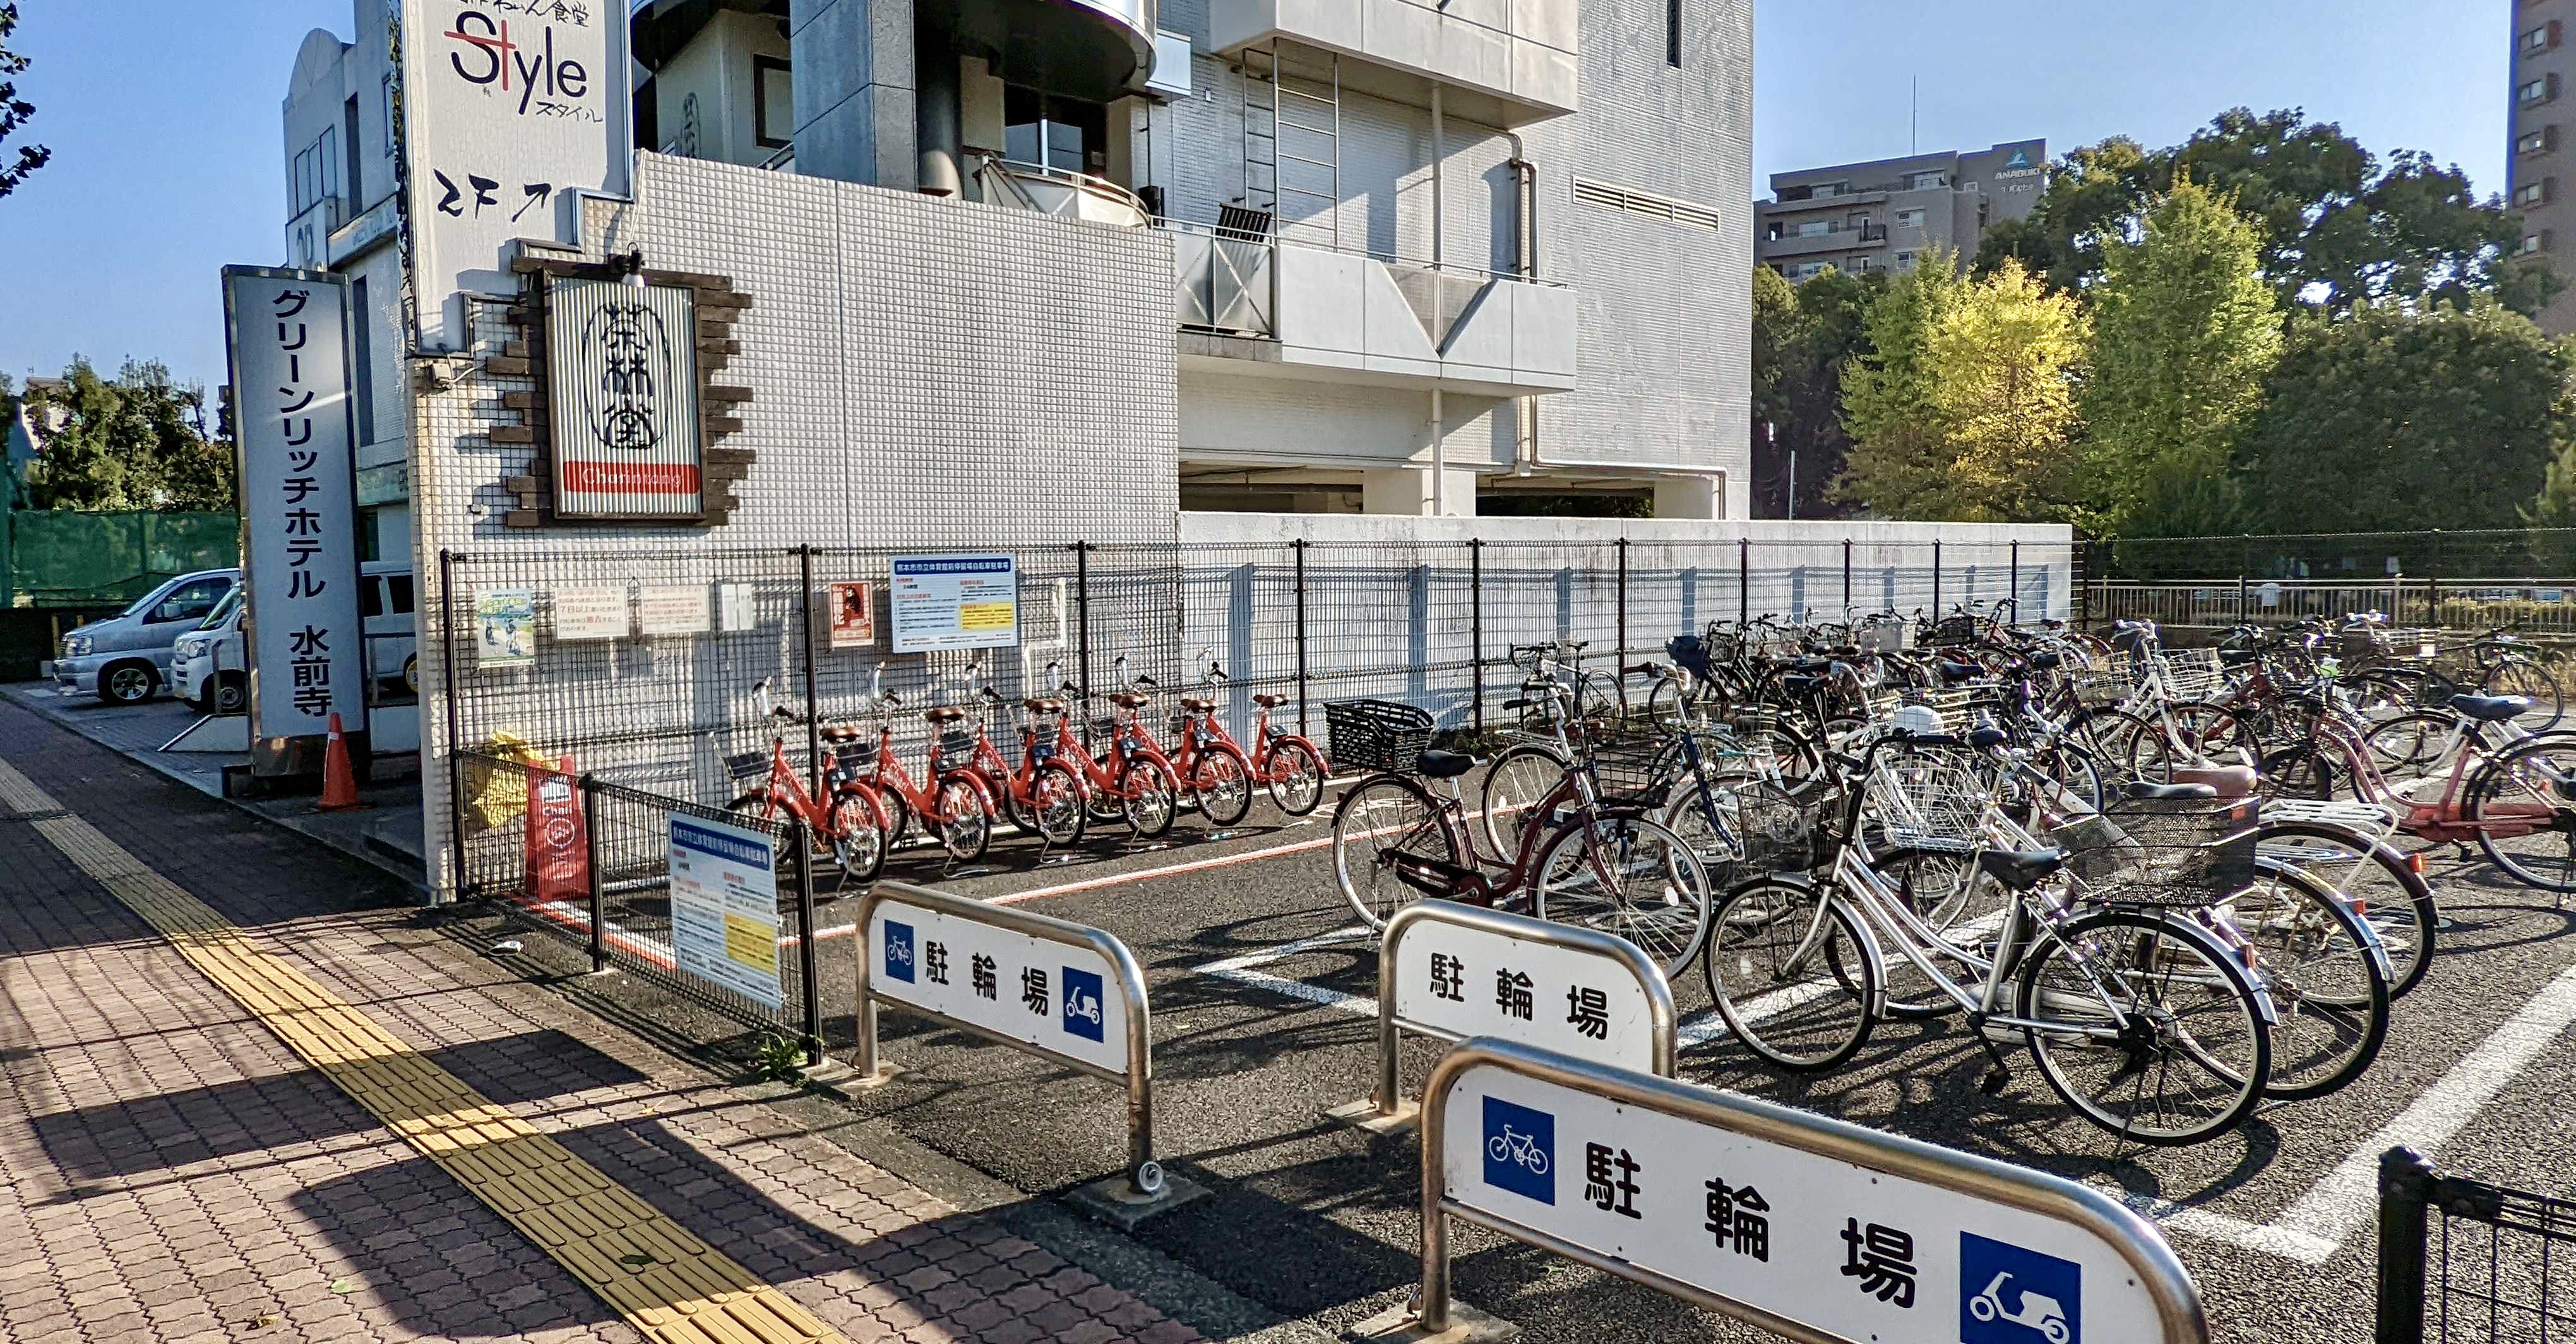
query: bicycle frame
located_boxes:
[2306,698,2551,843]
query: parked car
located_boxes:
[52,569,239,705]
[172,587,245,715]
[360,561,418,695]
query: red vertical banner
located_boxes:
[524,756,590,904]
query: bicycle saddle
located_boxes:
[1976,848,2067,891]
[2450,693,2532,722]
[821,724,864,743]
[1938,660,1981,684]
[1108,692,1152,709]
[2126,781,2218,802]
[924,706,969,725]
[1022,698,1064,714]
[1253,693,1287,708]
[1778,674,1824,696]
[1416,749,1476,779]
[1179,697,1216,713]
[1967,722,2012,750]
[2025,650,2061,671]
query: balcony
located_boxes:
[972,156,1153,227]
[1210,0,1576,126]
[1172,223,1575,396]
[1760,225,1883,258]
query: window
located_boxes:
[1794,219,1834,237]
[2522,74,2561,107]
[292,126,341,215]
[389,574,415,616]
[1003,86,1107,173]
[1895,207,1925,228]
[753,56,792,149]
[1665,0,1680,67]
[2525,21,2561,54]
[361,578,386,620]
[350,276,374,443]
[2522,126,2560,155]
[1895,250,1918,268]
[150,580,231,626]
[1909,170,1948,190]
[2525,231,2554,254]
[1847,255,1874,271]
[383,74,397,157]
[2518,178,2556,207]
[343,95,363,204]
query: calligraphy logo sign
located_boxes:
[545,275,703,518]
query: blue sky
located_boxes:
[0,0,2513,395]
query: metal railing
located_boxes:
[974,155,1150,227]
[2380,1146,2576,1343]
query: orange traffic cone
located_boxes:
[318,712,366,811]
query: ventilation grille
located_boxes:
[1572,177,1727,231]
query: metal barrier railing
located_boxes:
[2379,1145,2576,1343]
[1357,1039,2209,1344]
[1325,900,1676,1136]
[849,880,1206,1227]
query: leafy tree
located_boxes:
[1837,251,1969,516]
[8,359,236,511]
[1917,259,2089,523]
[1751,264,1880,518]
[2236,299,2575,533]
[1975,109,2560,318]
[0,3,50,199]
[2082,179,2281,536]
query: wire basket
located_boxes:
[1582,730,1676,809]
[722,749,772,782]
[1729,780,1823,872]
[2049,797,2260,907]
[1324,699,1436,773]
[936,730,979,762]
[2066,667,2134,710]
[2157,647,2227,701]
[1867,750,1989,847]
[1925,614,1981,648]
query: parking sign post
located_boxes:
[1328,900,1675,1136]
[850,881,1205,1226]
[1355,1038,2209,1344]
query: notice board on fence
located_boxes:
[666,815,785,1010]
[889,554,1017,653]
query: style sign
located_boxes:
[867,898,1128,1074]
[544,277,703,518]
[667,815,784,1010]
[1443,1062,2172,1344]
[399,0,631,347]
[890,555,1018,653]
[828,581,876,649]
[551,585,629,641]
[636,585,711,636]
[1393,917,1659,1074]
[223,268,368,742]
[474,588,537,667]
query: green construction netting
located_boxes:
[7,510,240,607]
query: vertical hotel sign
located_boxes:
[399,0,629,348]
[223,268,367,747]
[546,276,704,517]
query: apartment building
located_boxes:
[1754,140,2046,283]
[2512,0,2576,335]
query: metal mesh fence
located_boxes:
[2382,1146,2576,1344]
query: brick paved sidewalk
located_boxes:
[0,699,1203,1344]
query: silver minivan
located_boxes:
[51,569,241,704]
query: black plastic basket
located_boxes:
[2049,797,2259,907]
[1583,729,1676,807]
[1926,614,1980,648]
[936,730,979,763]
[722,749,772,782]
[1325,699,1436,773]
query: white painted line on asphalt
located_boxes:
[989,828,1340,906]
[1195,925,1381,1016]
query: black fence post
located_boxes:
[1737,538,1750,625]
[581,776,606,974]
[1615,538,1629,667]
[2377,1146,2436,1344]
[1842,538,1852,611]
[1469,539,1485,735]
[792,818,822,1066]
[1075,542,1094,702]
[2008,542,2018,616]
[439,549,468,902]
[1292,539,1311,735]
[797,545,821,800]
[1932,539,1943,616]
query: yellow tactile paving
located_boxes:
[0,758,848,1344]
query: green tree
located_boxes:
[0,3,51,199]
[1751,264,1881,518]
[1976,109,2561,318]
[1837,250,1969,516]
[2082,179,2281,536]
[1919,259,2089,522]
[2236,299,2575,533]
[10,358,236,511]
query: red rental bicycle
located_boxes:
[721,677,890,888]
[856,667,996,864]
[955,659,1088,847]
[1044,660,1180,838]
[1114,654,1253,828]
[1190,650,1326,816]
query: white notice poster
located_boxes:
[636,585,711,636]
[551,586,629,641]
[667,816,784,1010]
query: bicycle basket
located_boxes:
[1666,633,1715,682]
[1087,714,1123,742]
[1926,614,1980,648]
[1724,780,1821,872]
[936,730,979,761]
[2049,797,2259,907]
[2066,667,2133,710]
[1867,751,1987,847]
[1582,730,1675,809]
[722,749,772,782]
[1324,699,1435,773]
[2156,647,2227,701]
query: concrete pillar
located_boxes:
[1361,467,1479,516]
[1654,475,1723,520]
[915,27,961,196]
[789,0,917,189]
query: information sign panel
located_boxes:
[1393,915,1659,1074]
[867,896,1128,1074]
[890,555,1017,653]
[1442,1062,2174,1344]
[551,586,628,641]
[667,815,784,1010]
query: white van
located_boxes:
[359,561,419,695]
[172,587,246,714]
[167,562,416,714]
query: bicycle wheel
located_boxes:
[825,785,889,885]
[2463,735,2576,892]
[2014,907,2270,1146]
[1191,744,1255,826]
[933,773,992,862]
[1331,774,1460,929]
[2255,742,2340,802]
[724,792,804,883]
[1480,744,1569,856]
[1869,846,2003,1020]
[2361,710,2456,779]
[2254,821,2436,999]
[1265,738,1325,816]
[1533,815,1713,978]
[2484,654,2566,732]
[1702,876,1877,1071]
[2224,860,2389,1100]
[1644,676,1700,732]
[1121,756,1179,838]
[1028,759,1087,847]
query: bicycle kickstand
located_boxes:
[1962,1011,2018,1095]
